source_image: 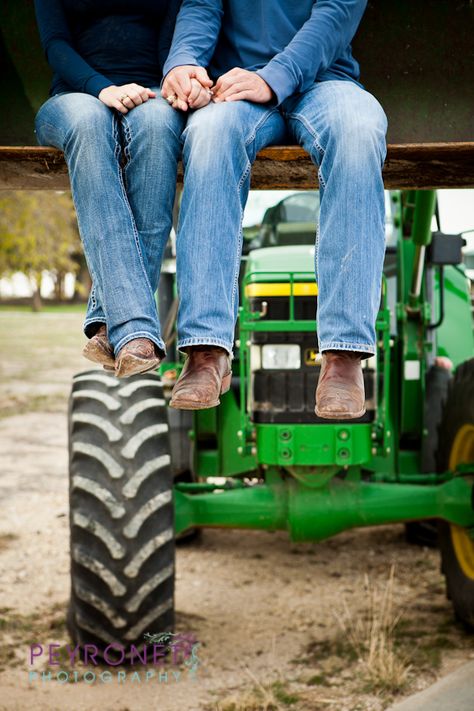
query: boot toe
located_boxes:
[170,384,220,409]
[115,339,162,378]
[315,392,366,419]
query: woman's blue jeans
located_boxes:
[35,92,185,356]
[177,80,387,356]
[35,79,387,359]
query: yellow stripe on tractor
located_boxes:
[245,282,318,297]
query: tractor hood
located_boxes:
[245,246,315,284]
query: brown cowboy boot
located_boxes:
[315,351,366,419]
[170,346,232,410]
[115,338,162,378]
[82,324,115,369]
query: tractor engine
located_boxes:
[243,246,377,424]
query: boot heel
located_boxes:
[220,372,232,394]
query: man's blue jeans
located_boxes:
[35,92,185,356]
[35,80,387,359]
[177,80,387,356]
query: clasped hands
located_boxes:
[97,66,272,115]
[161,65,273,111]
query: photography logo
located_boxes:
[28,631,201,684]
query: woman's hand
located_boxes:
[98,84,156,114]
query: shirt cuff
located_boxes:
[84,74,115,98]
[256,63,296,106]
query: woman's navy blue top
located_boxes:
[34,0,181,97]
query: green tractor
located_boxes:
[66,188,474,649]
[1,0,474,654]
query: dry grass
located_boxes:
[0,533,18,552]
[212,685,283,711]
[335,565,411,693]
[209,640,301,711]
[211,671,300,711]
[0,602,67,671]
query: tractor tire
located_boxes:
[67,369,175,655]
[404,520,438,548]
[436,358,474,630]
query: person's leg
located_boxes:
[34,93,164,357]
[176,100,287,355]
[77,94,184,373]
[170,100,286,409]
[120,94,186,293]
[284,80,387,356]
[283,80,387,417]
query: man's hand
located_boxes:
[213,68,273,103]
[98,84,156,114]
[162,66,214,111]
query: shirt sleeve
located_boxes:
[34,0,114,97]
[157,0,183,74]
[162,0,223,78]
[256,0,367,105]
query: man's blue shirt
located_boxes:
[163,0,367,105]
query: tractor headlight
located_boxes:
[261,344,301,370]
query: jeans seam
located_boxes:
[121,117,132,175]
[286,113,327,187]
[230,204,245,323]
[112,119,157,308]
[84,317,106,327]
[233,160,253,322]
[317,164,326,189]
[177,337,233,356]
[243,107,280,148]
[319,341,375,352]
[286,112,325,155]
[233,107,280,322]
[314,220,320,331]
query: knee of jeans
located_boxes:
[123,97,185,142]
[40,94,113,148]
[69,110,113,147]
[36,99,108,150]
[183,104,246,158]
[329,101,387,166]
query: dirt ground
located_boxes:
[0,310,473,711]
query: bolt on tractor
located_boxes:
[0,0,473,656]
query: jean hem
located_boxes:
[177,337,234,357]
[114,331,166,358]
[319,341,375,358]
[83,318,107,338]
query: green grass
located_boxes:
[0,309,89,417]
[0,394,64,420]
